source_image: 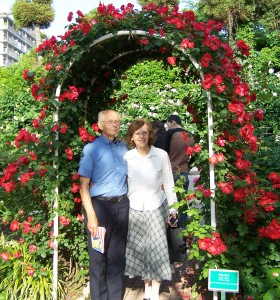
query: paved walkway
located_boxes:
[76,261,205,300]
[123,263,202,300]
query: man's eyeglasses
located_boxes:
[133,131,149,137]
[100,120,120,126]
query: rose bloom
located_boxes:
[52,124,59,132]
[26,265,35,276]
[216,136,226,146]
[201,53,212,67]
[186,147,193,156]
[159,28,165,37]
[48,240,56,249]
[258,219,280,239]
[181,38,194,49]
[79,126,89,142]
[91,123,100,132]
[14,250,21,258]
[60,123,68,134]
[218,181,233,194]
[236,159,251,170]
[10,219,20,231]
[254,109,264,121]
[233,188,247,203]
[77,214,84,222]
[67,12,73,22]
[22,68,34,80]
[29,244,37,252]
[203,189,211,197]
[159,47,167,53]
[202,73,213,90]
[193,144,202,153]
[268,172,280,185]
[140,38,149,45]
[71,182,80,193]
[74,197,82,203]
[65,147,73,160]
[148,28,155,36]
[59,216,71,227]
[243,207,259,224]
[0,252,10,262]
[72,172,79,181]
[167,56,176,65]
[209,155,218,164]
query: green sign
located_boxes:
[208,269,239,292]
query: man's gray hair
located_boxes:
[98,110,120,122]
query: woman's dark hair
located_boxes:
[125,119,156,148]
[151,119,166,140]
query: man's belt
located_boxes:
[92,194,127,203]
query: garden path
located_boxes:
[123,262,202,300]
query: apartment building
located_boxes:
[0,12,36,66]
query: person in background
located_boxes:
[151,119,166,150]
[124,119,177,300]
[78,110,129,300]
[163,114,195,192]
[163,114,195,263]
[167,211,179,228]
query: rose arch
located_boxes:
[1,3,279,299]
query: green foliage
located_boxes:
[12,0,54,29]
[0,234,65,300]
[254,0,280,34]
[137,0,180,7]
[197,0,254,40]
[112,59,198,134]
[196,0,280,42]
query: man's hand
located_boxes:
[80,176,98,236]
[87,215,99,236]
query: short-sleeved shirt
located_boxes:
[124,146,177,212]
[78,135,128,197]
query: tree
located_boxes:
[12,0,55,47]
[196,0,280,42]
[197,0,255,42]
[254,0,280,34]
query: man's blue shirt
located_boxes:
[78,135,128,197]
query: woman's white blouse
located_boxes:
[124,146,177,211]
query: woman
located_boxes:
[124,119,177,300]
[151,119,166,150]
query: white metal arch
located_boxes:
[53,30,216,300]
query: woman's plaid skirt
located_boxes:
[125,200,172,281]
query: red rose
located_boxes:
[67,12,73,22]
[65,147,73,160]
[0,252,10,262]
[181,38,194,49]
[217,181,233,194]
[10,220,20,231]
[167,56,176,65]
[91,123,100,132]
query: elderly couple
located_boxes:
[78,110,178,300]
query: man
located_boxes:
[163,114,195,192]
[78,110,129,300]
[163,115,195,263]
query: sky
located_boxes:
[2,0,141,37]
